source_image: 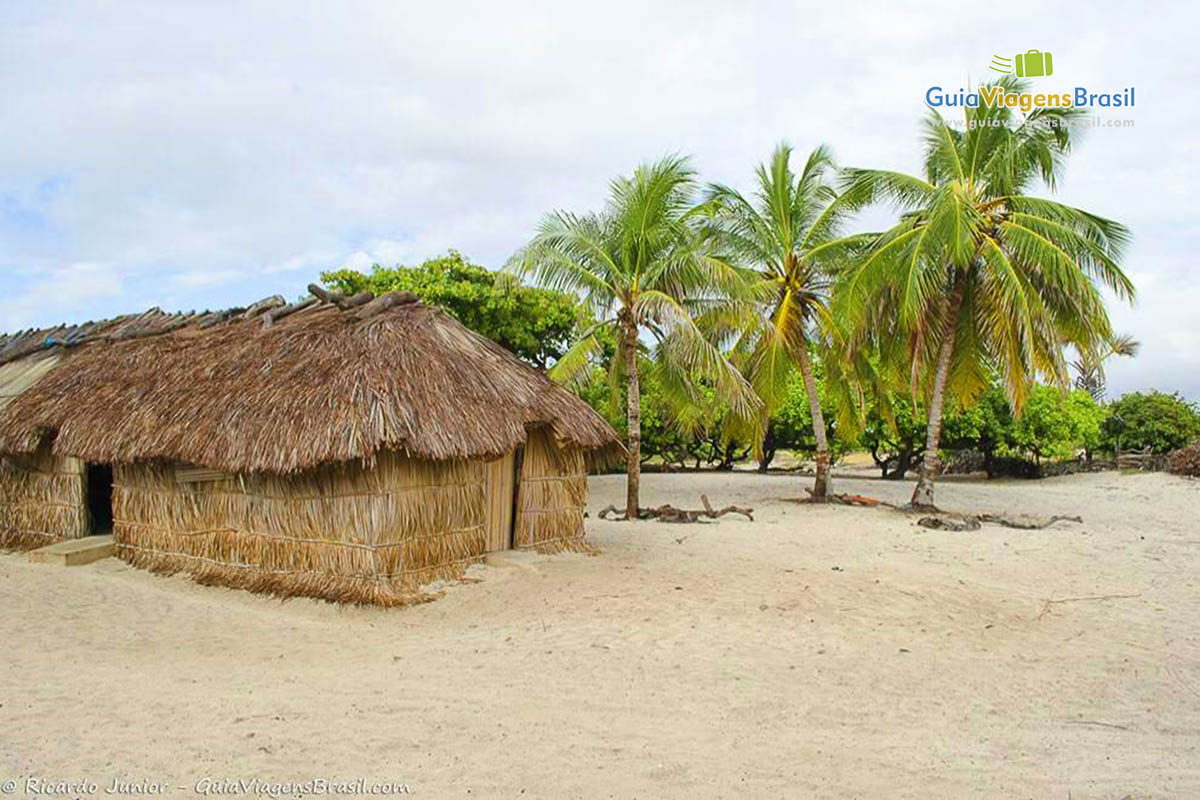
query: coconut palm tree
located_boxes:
[510,155,758,518]
[1072,332,1140,400]
[702,143,858,501]
[834,76,1135,508]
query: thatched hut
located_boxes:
[0,290,620,605]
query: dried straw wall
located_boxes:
[113,451,486,606]
[513,427,590,553]
[0,441,89,550]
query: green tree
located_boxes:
[510,155,758,517]
[578,362,723,470]
[856,390,978,480]
[321,251,581,367]
[860,395,928,480]
[666,383,750,470]
[1010,386,1106,464]
[702,143,859,500]
[578,362,690,468]
[834,76,1135,508]
[1102,391,1200,454]
[958,386,1017,476]
[759,368,844,472]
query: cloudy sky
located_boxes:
[1,1,1195,399]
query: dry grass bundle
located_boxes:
[0,443,88,550]
[0,297,621,473]
[1167,443,1200,477]
[514,428,592,554]
[112,451,490,606]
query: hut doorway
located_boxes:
[86,463,114,534]
[483,450,518,551]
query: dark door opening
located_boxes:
[86,463,114,534]
[509,444,525,546]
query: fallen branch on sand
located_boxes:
[1062,719,1133,731]
[917,513,1083,532]
[917,515,981,532]
[799,489,1085,532]
[1037,593,1142,620]
[598,494,754,523]
[979,513,1083,529]
[804,489,898,507]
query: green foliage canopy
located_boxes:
[1101,391,1200,454]
[762,369,846,468]
[322,251,582,367]
[1009,386,1106,463]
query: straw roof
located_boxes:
[0,290,620,473]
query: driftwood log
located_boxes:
[355,291,419,319]
[799,488,1085,532]
[916,515,981,532]
[305,283,382,311]
[917,513,1083,532]
[240,295,286,319]
[337,290,375,310]
[307,283,343,305]
[805,488,898,508]
[598,494,754,523]
[1037,592,1141,620]
[108,316,193,341]
[198,309,237,329]
[262,296,318,328]
[979,513,1083,529]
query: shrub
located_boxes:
[943,385,1102,476]
[988,455,1043,479]
[1010,386,1105,464]
[1101,391,1200,455]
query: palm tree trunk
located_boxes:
[758,427,777,472]
[795,342,832,501]
[621,315,641,519]
[911,273,968,509]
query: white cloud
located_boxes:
[171,269,245,289]
[0,1,1196,398]
[0,261,123,330]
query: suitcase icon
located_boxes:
[1014,49,1053,78]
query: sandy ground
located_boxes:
[1,470,1198,799]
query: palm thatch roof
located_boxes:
[0,289,620,473]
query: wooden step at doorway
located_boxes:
[483,549,547,571]
[28,535,115,566]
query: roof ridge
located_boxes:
[0,288,424,367]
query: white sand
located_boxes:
[2,470,1198,798]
